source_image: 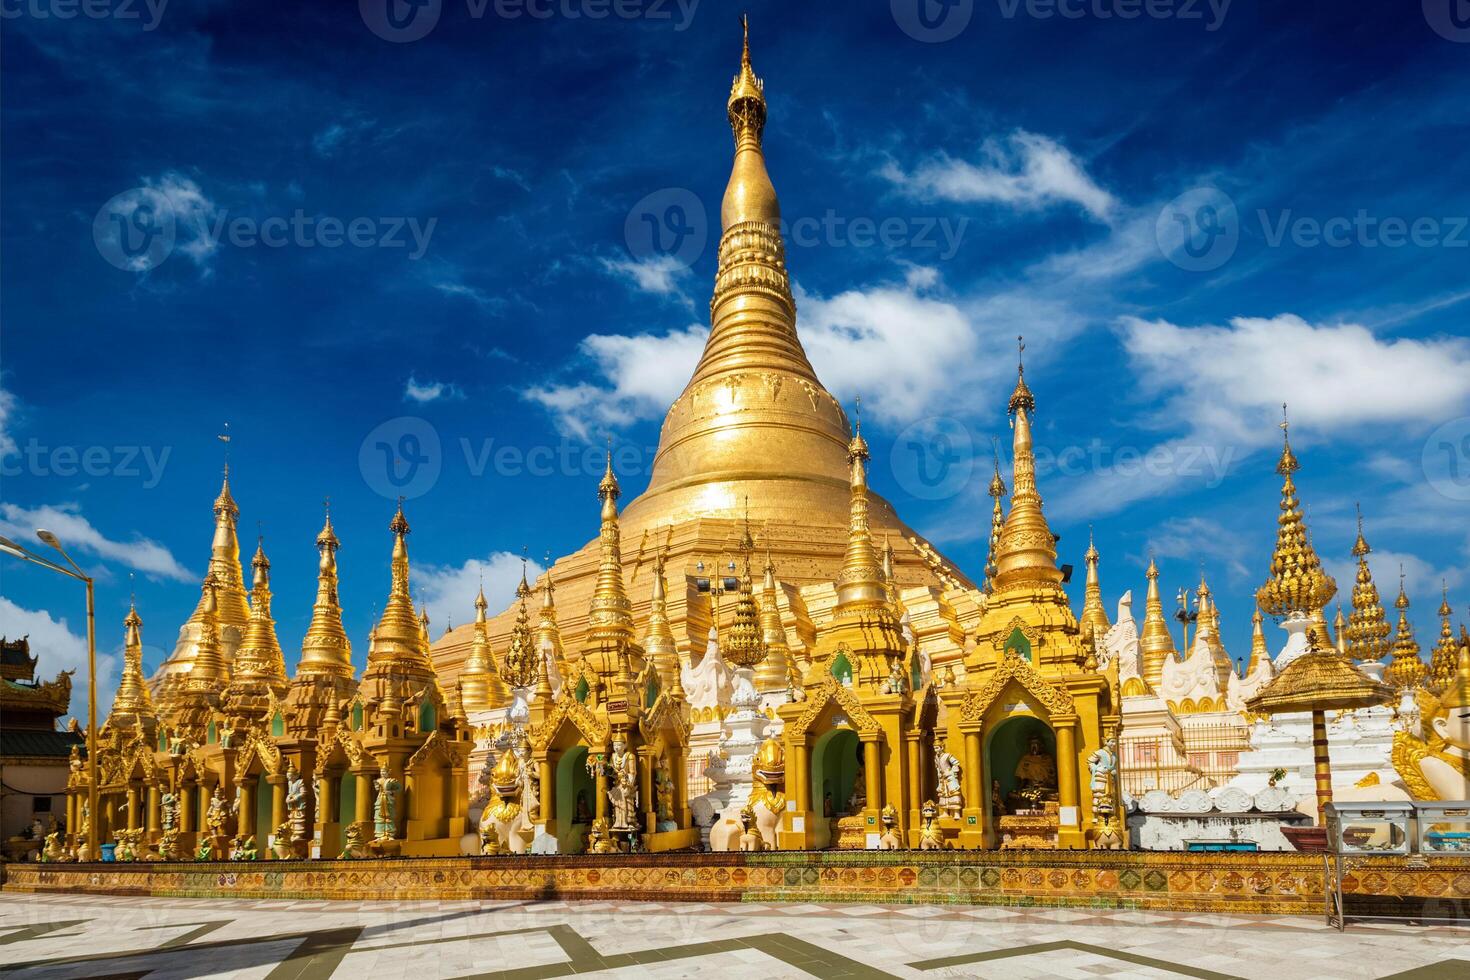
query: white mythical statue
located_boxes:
[682,625,734,711]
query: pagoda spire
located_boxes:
[503,563,539,691]
[1139,558,1174,692]
[107,601,156,733]
[1345,506,1392,664]
[643,550,680,685]
[227,537,288,705]
[1246,605,1268,676]
[1079,527,1111,639]
[535,563,566,675]
[835,407,886,613]
[361,500,437,696]
[1256,406,1336,618]
[1385,572,1426,691]
[582,451,642,675]
[1428,583,1460,695]
[460,581,509,711]
[993,339,1064,592]
[297,503,354,679]
[755,549,795,693]
[983,446,1006,594]
[198,462,252,631]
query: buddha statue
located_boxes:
[1395,645,1470,801]
[1010,734,1059,811]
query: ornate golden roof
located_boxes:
[1345,509,1392,664]
[1384,576,1427,691]
[360,502,439,701]
[1255,410,1336,617]
[993,350,1063,593]
[1139,558,1174,692]
[1427,583,1460,695]
[105,603,156,733]
[1079,529,1111,640]
[1246,635,1393,715]
[296,507,353,679]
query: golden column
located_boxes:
[863,738,882,812]
[1054,715,1080,834]
[354,769,372,827]
[269,774,287,836]
[146,785,161,836]
[125,787,141,832]
[239,780,256,837]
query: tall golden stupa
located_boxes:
[433,24,972,679]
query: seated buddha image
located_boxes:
[1009,735,1060,812]
[1394,648,1470,803]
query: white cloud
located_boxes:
[415,552,546,630]
[1323,549,1464,607]
[599,255,694,299]
[525,325,706,439]
[0,502,194,582]
[1147,517,1254,582]
[144,171,220,268]
[0,383,16,458]
[883,130,1116,222]
[403,375,464,404]
[0,596,118,722]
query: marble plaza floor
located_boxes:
[0,892,1466,980]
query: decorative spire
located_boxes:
[1333,605,1349,656]
[983,445,1006,594]
[643,550,680,685]
[755,549,795,693]
[460,580,510,711]
[187,573,228,689]
[230,537,288,696]
[1139,558,1175,692]
[362,500,437,693]
[723,13,776,228]
[1428,583,1460,695]
[582,451,642,675]
[535,563,565,673]
[835,407,886,612]
[1384,572,1426,690]
[107,600,156,731]
[1079,527,1111,639]
[1256,405,1336,617]
[1246,605,1268,676]
[297,501,353,679]
[993,340,1063,591]
[1345,506,1392,664]
[503,570,538,691]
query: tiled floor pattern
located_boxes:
[0,893,1466,979]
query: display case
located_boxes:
[1324,802,1414,856]
[1414,803,1470,854]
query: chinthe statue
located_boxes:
[919,800,944,850]
[878,804,903,850]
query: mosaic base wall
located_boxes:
[5,852,1468,916]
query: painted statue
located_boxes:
[480,750,534,854]
[934,736,963,819]
[285,764,309,843]
[158,828,183,862]
[848,755,867,814]
[229,834,258,861]
[737,805,764,852]
[588,817,621,854]
[160,790,179,832]
[205,787,232,837]
[338,823,369,859]
[41,830,67,863]
[1394,647,1470,802]
[372,766,401,841]
[515,738,540,822]
[608,738,639,832]
[1087,737,1119,816]
[919,800,944,850]
[655,754,675,824]
[877,804,902,850]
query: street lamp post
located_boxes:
[0,531,99,861]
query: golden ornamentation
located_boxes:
[1256,409,1336,617]
[962,649,1075,722]
[1345,509,1392,664]
[787,674,882,737]
[1079,529,1110,640]
[1385,576,1427,691]
[1139,558,1174,692]
[1426,583,1458,695]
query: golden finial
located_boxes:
[298,497,353,679]
[1385,570,1426,691]
[1140,556,1174,691]
[1008,335,1035,415]
[992,345,1060,591]
[1080,527,1110,639]
[1256,404,1334,617]
[1428,581,1460,694]
[1345,508,1390,663]
[389,495,410,537]
[835,399,887,614]
[1246,604,1267,675]
[847,397,869,461]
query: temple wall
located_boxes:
[6,852,1467,915]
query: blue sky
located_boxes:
[3,0,1468,719]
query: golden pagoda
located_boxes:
[220,539,290,730]
[642,551,680,686]
[1245,606,1268,677]
[430,20,970,688]
[754,550,797,695]
[153,469,252,710]
[937,352,1117,850]
[106,602,158,738]
[1384,575,1427,691]
[1255,408,1337,620]
[1078,529,1111,643]
[459,583,511,712]
[1345,508,1392,664]
[1427,584,1460,696]
[1139,558,1175,693]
